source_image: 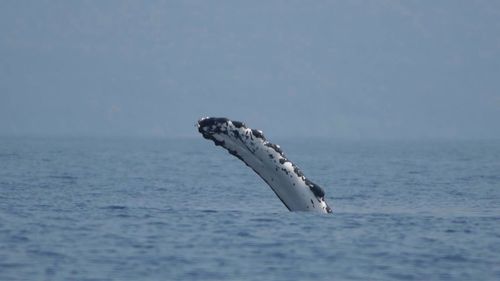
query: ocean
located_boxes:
[0,137,499,281]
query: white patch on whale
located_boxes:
[197,117,332,214]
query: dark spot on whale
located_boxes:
[268,154,274,159]
[264,142,284,156]
[310,199,314,206]
[232,121,245,128]
[199,128,226,147]
[305,179,325,198]
[279,158,287,164]
[214,139,225,146]
[228,149,245,162]
[251,129,265,140]
[198,117,229,131]
[293,165,303,177]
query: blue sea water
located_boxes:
[0,137,499,281]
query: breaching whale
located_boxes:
[197,117,332,213]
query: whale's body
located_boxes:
[198,117,332,213]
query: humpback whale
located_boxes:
[197,117,332,213]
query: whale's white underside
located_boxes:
[198,117,332,214]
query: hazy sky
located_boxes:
[1,1,499,139]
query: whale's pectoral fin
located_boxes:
[197,117,333,214]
